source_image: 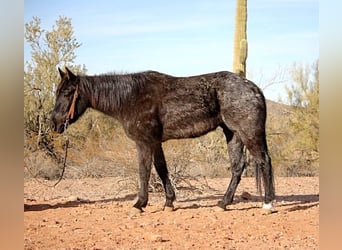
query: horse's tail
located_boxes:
[254,151,275,198]
[244,148,262,196]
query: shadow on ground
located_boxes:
[176,193,319,211]
[24,192,319,212]
[24,193,137,212]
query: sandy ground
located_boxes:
[24,177,319,249]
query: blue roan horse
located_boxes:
[50,67,275,212]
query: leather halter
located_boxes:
[66,85,79,122]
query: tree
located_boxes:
[282,60,319,175]
[286,60,319,152]
[233,0,248,77]
[24,16,86,149]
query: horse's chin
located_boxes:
[55,124,66,134]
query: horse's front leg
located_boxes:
[133,142,152,211]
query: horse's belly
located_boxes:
[160,86,220,140]
[161,115,220,141]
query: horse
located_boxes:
[50,67,275,213]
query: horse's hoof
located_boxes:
[262,202,273,210]
[164,206,174,212]
[128,207,142,217]
[262,202,277,215]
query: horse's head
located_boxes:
[50,67,88,133]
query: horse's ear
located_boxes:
[65,67,77,81]
[58,67,65,78]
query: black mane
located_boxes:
[79,72,150,114]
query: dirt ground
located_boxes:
[24,177,319,249]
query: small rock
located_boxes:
[163,206,174,212]
[148,233,163,242]
[66,195,79,202]
[214,206,226,212]
[262,208,277,215]
[127,207,142,217]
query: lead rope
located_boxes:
[51,85,78,186]
[24,123,70,188]
[51,119,70,187]
[51,84,79,187]
[25,86,78,188]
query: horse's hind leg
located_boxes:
[218,126,247,209]
[261,152,275,209]
[153,143,176,209]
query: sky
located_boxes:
[24,0,318,101]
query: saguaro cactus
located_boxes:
[233,0,248,77]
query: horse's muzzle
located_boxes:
[50,119,65,133]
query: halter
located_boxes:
[65,84,79,125]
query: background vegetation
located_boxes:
[24,16,319,183]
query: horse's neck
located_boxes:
[80,75,131,116]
